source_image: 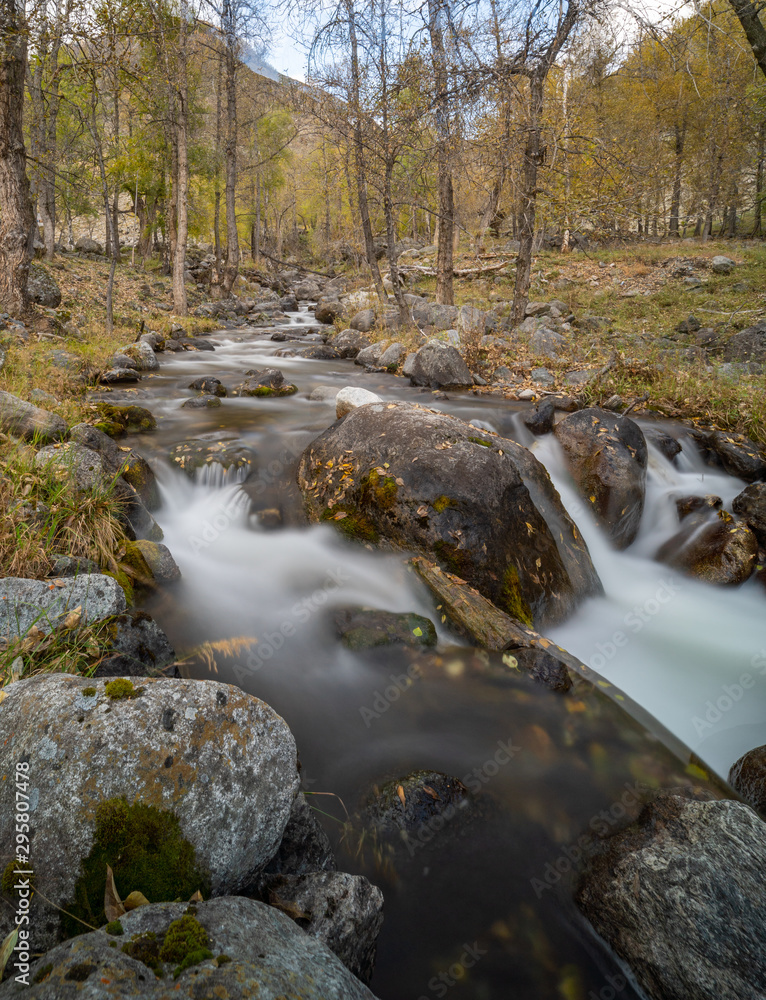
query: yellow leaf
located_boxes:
[123,891,150,912]
[334,512,348,520]
[62,606,82,630]
[397,785,406,807]
[188,890,203,903]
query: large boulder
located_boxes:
[0,574,126,639]
[74,235,103,254]
[729,745,766,814]
[411,301,459,331]
[0,897,379,999]
[732,483,766,547]
[297,401,601,627]
[69,423,160,510]
[406,341,474,388]
[723,322,766,365]
[554,408,648,549]
[332,329,372,358]
[0,389,67,443]
[0,675,299,952]
[117,341,159,372]
[577,794,766,1000]
[26,262,61,307]
[691,428,766,483]
[656,510,757,585]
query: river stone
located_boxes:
[723,321,766,365]
[189,376,226,396]
[315,297,344,324]
[26,262,62,307]
[644,427,682,463]
[523,399,556,435]
[298,401,601,627]
[0,898,379,999]
[729,745,766,814]
[0,676,300,953]
[257,872,383,984]
[260,792,337,878]
[333,607,437,650]
[100,366,142,384]
[332,329,372,358]
[656,510,757,585]
[554,408,648,549]
[117,341,159,372]
[361,770,473,842]
[94,403,157,435]
[711,254,736,274]
[576,794,766,1000]
[232,368,297,397]
[183,393,222,408]
[674,494,721,520]
[335,386,382,418]
[0,574,126,639]
[69,423,160,510]
[693,428,766,483]
[407,341,474,388]
[350,308,376,333]
[94,610,176,677]
[0,389,67,443]
[131,540,181,583]
[732,483,766,547]
[379,341,405,369]
[355,342,385,367]
[309,385,339,402]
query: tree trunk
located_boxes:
[0,0,35,314]
[221,27,239,297]
[171,38,189,316]
[512,74,544,325]
[753,119,765,236]
[669,123,685,238]
[728,0,766,80]
[428,0,454,305]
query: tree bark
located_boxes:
[428,0,454,305]
[221,14,239,297]
[753,119,765,236]
[0,0,35,314]
[512,73,544,325]
[669,123,686,238]
[728,0,766,80]
[171,39,189,315]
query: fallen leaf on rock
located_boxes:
[104,865,125,921]
[123,891,150,911]
[397,784,406,807]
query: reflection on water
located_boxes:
[124,310,759,999]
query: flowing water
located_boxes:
[114,307,764,1000]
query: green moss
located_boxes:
[63,797,211,938]
[105,919,124,936]
[93,420,125,438]
[321,506,380,544]
[32,964,53,985]
[361,470,398,511]
[104,678,143,700]
[104,568,134,605]
[2,859,35,901]
[174,947,214,979]
[159,915,209,965]
[433,539,474,580]
[432,495,456,514]
[122,932,162,977]
[468,436,491,447]
[499,565,534,627]
[82,687,97,697]
[216,955,232,966]
[95,404,157,434]
[120,541,155,590]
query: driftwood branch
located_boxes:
[398,259,514,278]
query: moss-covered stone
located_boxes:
[334,608,437,650]
[95,404,157,435]
[500,565,534,626]
[432,495,456,514]
[120,541,156,590]
[361,470,398,510]
[104,678,143,700]
[82,687,97,697]
[105,919,124,936]
[468,436,492,447]
[320,506,379,543]
[122,931,162,977]
[159,914,209,964]
[32,964,52,984]
[63,797,211,937]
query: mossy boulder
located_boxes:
[297,401,601,628]
[94,403,158,436]
[0,898,380,999]
[232,368,297,398]
[333,607,437,650]
[0,675,300,953]
[554,407,648,550]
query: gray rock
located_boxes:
[309,385,340,402]
[732,483,766,548]
[0,897,379,999]
[458,304,486,334]
[112,352,139,370]
[691,428,766,483]
[656,509,758,585]
[257,872,383,983]
[723,321,766,365]
[261,792,337,878]
[412,301,459,331]
[555,408,648,549]
[350,308,376,333]
[564,369,596,388]
[28,388,58,407]
[729,745,766,814]
[35,441,110,492]
[332,328,372,358]
[0,676,300,953]
[100,367,141,384]
[189,376,226,396]
[355,343,385,367]
[0,574,126,639]
[74,235,103,254]
[336,386,382,418]
[530,366,555,386]
[525,301,551,317]
[94,611,176,677]
[168,439,255,480]
[379,341,404,369]
[315,297,343,324]
[26,262,62,307]
[577,794,766,1000]
[530,326,566,359]
[407,341,474,388]
[68,424,160,511]
[182,394,222,408]
[48,554,100,577]
[232,368,297,398]
[131,539,181,583]
[295,279,322,299]
[298,401,602,627]
[523,399,556,435]
[118,341,159,372]
[0,389,67,443]
[711,254,736,274]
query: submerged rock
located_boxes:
[334,607,437,649]
[656,509,757,585]
[0,897,379,999]
[577,794,766,1000]
[554,407,648,549]
[182,393,221,408]
[232,368,297,398]
[298,401,601,628]
[361,770,473,842]
[168,438,255,479]
[0,675,299,952]
[0,389,67,443]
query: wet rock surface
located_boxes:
[298,401,601,627]
[334,607,437,650]
[0,574,126,639]
[554,407,648,549]
[577,794,766,1000]
[728,745,766,815]
[232,368,297,398]
[656,509,757,585]
[732,482,766,548]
